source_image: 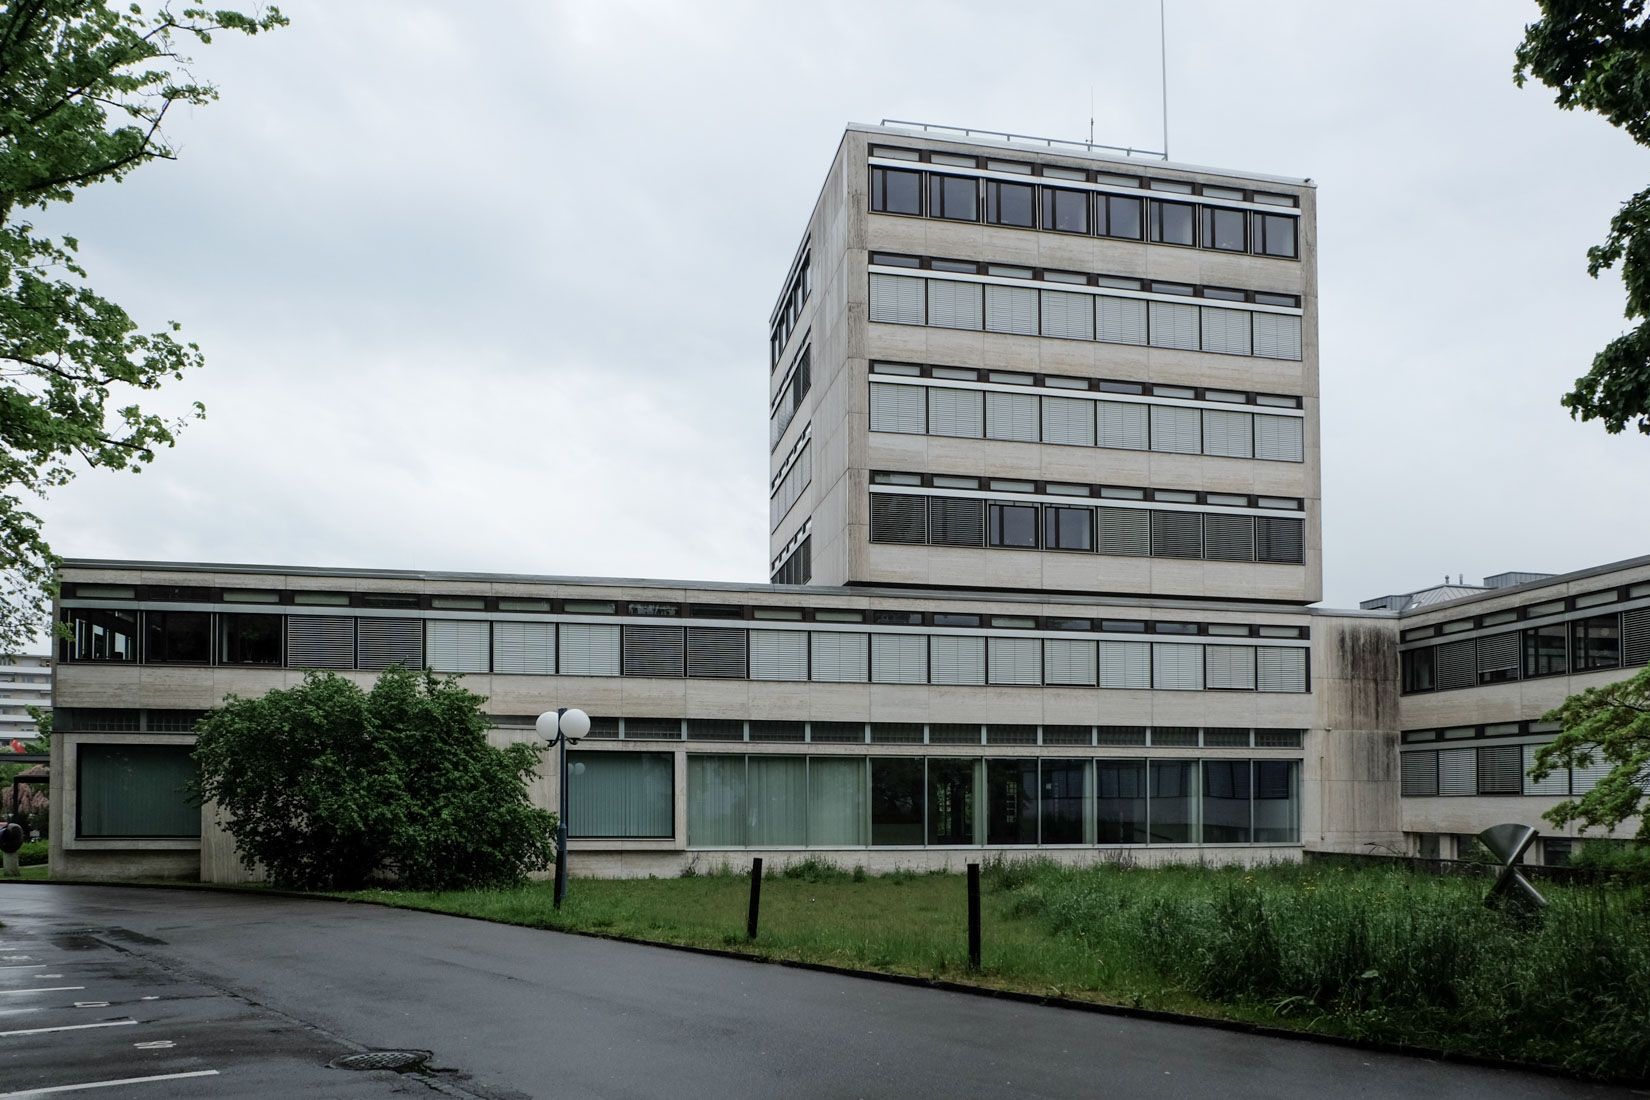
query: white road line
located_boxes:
[131,1041,173,1050]
[70,1003,108,1009]
[0,988,82,996]
[0,1021,135,1037]
[0,1070,219,1097]
[0,965,45,970]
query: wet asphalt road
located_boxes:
[0,884,1638,1100]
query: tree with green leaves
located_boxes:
[0,2,286,653]
[192,667,558,891]
[1515,2,1650,435]
[1530,663,1650,842]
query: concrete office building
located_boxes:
[43,123,1640,881]
[0,653,50,744]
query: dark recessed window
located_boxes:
[870,167,922,215]
[219,614,282,665]
[1043,506,1093,552]
[1522,624,1567,678]
[690,604,744,619]
[988,503,1039,548]
[1101,620,1146,633]
[144,611,211,664]
[361,594,418,608]
[1153,622,1199,635]
[1573,614,1621,671]
[1041,187,1089,233]
[986,180,1035,228]
[1401,648,1435,693]
[1200,207,1247,252]
[873,610,924,626]
[1149,199,1196,245]
[1048,617,1092,631]
[1101,194,1142,239]
[870,252,921,268]
[1254,213,1298,258]
[933,613,980,628]
[63,608,138,662]
[929,174,978,221]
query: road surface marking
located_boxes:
[71,1003,108,1009]
[0,1069,219,1096]
[0,988,82,996]
[0,1021,135,1038]
[131,1041,173,1050]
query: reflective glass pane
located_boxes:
[1203,207,1246,251]
[927,758,978,845]
[1258,213,1297,257]
[1043,187,1089,233]
[1040,759,1088,844]
[931,175,978,221]
[1044,506,1093,551]
[144,611,211,664]
[219,614,282,665]
[988,181,1035,227]
[66,608,138,662]
[77,744,199,838]
[1201,760,1251,843]
[986,759,1037,845]
[1148,760,1198,843]
[990,504,1039,548]
[1097,760,1147,843]
[1151,200,1195,245]
[872,167,921,215]
[1253,760,1299,842]
[871,758,924,845]
[1523,624,1567,677]
[1105,195,1141,239]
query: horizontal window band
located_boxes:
[867,373,1306,418]
[870,486,1302,518]
[868,265,1303,316]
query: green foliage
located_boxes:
[1514,2,1650,434]
[1531,663,1650,841]
[0,2,286,651]
[15,839,46,866]
[191,667,556,892]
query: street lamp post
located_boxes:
[536,707,590,909]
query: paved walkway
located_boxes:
[0,884,1634,1099]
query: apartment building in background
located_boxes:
[44,123,1641,881]
[0,653,50,745]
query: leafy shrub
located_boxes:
[192,668,556,891]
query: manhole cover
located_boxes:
[330,1050,431,1072]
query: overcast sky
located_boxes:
[28,0,1650,627]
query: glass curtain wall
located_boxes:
[77,744,199,837]
[568,752,673,838]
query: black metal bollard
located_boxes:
[747,857,764,941]
[967,862,981,971]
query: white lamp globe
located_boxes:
[535,712,561,740]
[560,708,591,739]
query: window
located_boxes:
[927,758,977,845]
[568,752,673,838]
[77,744,199,838]
[1043,506,1093,551]
[1100,194,1142,239]
[1149,199,1196,245]
[1573,614,1621,671]
[139,610,209,664]
[929,174,978,221]
[286,616,355,669]
[1254,213,1298,257]
[1041,187,1089,233]
[871,758,924,845]
[1200,207,1247,252]
[1041,759,1088,844]
[1148,761,1198,843]
[987,759,1038,845]
[870,167,921,214]
[64,607,137,662]
[1401,647,1435,693]
[986,180,1035,227]
[1253,761,1300,842]
[494,621,555,674]
[988,503,1039,548]
[213,613,280,665]
[1202,761,1251,843]
[929,498,985,546]
[357,618,423,670]
[1097,760,1147,843]
[870,494,927,544]
[426,620,490,673]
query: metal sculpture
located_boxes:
[1476,823,1547,909]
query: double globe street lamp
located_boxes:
[536,707,590,909]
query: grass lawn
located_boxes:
[337,858,1650,1080]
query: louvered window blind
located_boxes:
[1152,643,1205,690]
[1624,607,1650,666]
[1200,307,1252,355]
[1434,640,1477,691]
[1201,409,1253,458]
[928,498,985,546]
[1256,647,1307,692]
[1096,296,1148,344]
[1040,290,1093,339]
[810,632,869,682]
[869,383,925,434]
[686,627,747,679]
[1255,517,1304,563]
[1477,745,1522,794]
[1043,638,1098,686]
[870,494,927,544]
[984,285,1038,335]
[1150,405,1201,454]
[1401,752,1438,797]
[1437,748,1477,797]
[1205,645,1257,690]
[1098,508,1151,556]
[425,620,489,673]
[286,616,354,669]
[1475,632,1520,681]
[493,621,555,675]
[1148,301,1199,350]
[929,635,986,685]
[357,618,423,670]
[559,623,621,676]
[928,388,984,437]
[1202,514,1255,561]
[1097,401,1149,450]
[1522,743,1569,796]
[749,629,807,681]
[1252,312,1302,359]
[987,637,1042,685]
[1041,396,1095,446]
[928,279,982,329]
[869,273,923,324]
[1098,641,1151,688]
[985,391,1040,442]
[622,625,685,677]
[1254,415,1304,462]
[1151,510,1203,558]
[871,634,927,683]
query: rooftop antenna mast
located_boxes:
[1159,0,1170,159]
[1089,86,1095,146]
